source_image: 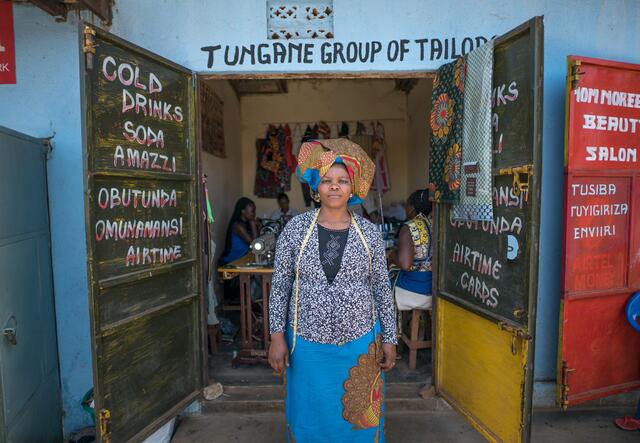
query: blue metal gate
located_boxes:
[0,126,62,443]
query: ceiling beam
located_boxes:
[27,0,68,18]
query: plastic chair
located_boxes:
[614,291,640,430]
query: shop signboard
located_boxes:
[0,0,16,84]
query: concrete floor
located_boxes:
[172,408,638,442]
[197,333,638,442]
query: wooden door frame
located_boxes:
[198,68,437,383]
[197,71,436,80]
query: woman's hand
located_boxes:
[379,343,397,372]
[268,333,289,374]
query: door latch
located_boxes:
[3,316,17,346]
[498,321,532,355]
[569,60,584,90]
[3,328,16,346]
[498,164,534,200]
[83,26,97,70]
[559,360,576,410]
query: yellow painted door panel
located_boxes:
[436,299,528,443]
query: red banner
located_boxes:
[0,0,16,84]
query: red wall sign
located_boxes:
[0,0,16,84]
[560,56,640,406]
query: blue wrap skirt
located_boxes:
[284,322,386,443]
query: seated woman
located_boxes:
[220,197,260,265]
[390,189,433,311]
[270,192,299,226]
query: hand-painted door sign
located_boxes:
[558,56,640,408]
[81,24,204,442]
[435,17,543,443]
[0,0,16,84]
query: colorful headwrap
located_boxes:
[296,138,375,206]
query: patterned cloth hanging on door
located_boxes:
[428,57,466,203]
[452,40,495,221]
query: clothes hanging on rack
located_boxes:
[291,123,304,156]
[372,121,391,194]
[283,124,297,174]
[276,125,291,190]
[299,125,318,207]
[317,121,331,139]
[254,125,291,198]
[339,121,350,137]
[350,121,374,158]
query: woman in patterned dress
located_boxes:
[390,189,434,311]
[268,139,397,443]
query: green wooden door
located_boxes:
[81,24,204,442]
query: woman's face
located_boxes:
[241,203,256,221]
[278,197,290,212]
[317,164,352,209]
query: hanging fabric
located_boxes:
[201,175,219,326]
[283,124,297,174]
[300,125,317,207]
[291,123,304,156]
[330,122,340,139]
[207,239,219,325]
[339,121,350,137]
[317,121,331,139]
[452,40,495,221]
[429,57,467,203]
[350,121,374,158]
[372,121,391,194]
[276,125,291,191]
[254,125,288,198]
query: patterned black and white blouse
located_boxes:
[269,209,397,345]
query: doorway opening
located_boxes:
[199,74,436,387]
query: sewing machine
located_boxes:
[250,232,277,265]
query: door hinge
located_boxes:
[498,321,532,355]
[83,26,97,70]
[99,409,112,443]
[569,59,584,90]
[559,360,575,411]
[42,137,54,159]
[498,164,533,200]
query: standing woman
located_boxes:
[269,139,397,443]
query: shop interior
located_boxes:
[199,76,434,385]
